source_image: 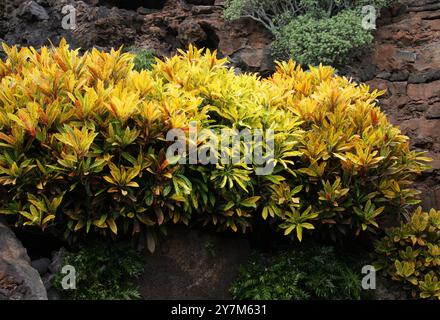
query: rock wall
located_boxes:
[353,0,440,210]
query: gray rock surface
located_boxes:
[0,220,48,300]
[19,1,50,21]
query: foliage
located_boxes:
[224,0,393,65]
[0,41,429,248]
[130,48,156,72]
[224,0,369,31]
[375,207,440,300]
[230,244,364,300]
[272,10,373,66]
[54,241,144,300]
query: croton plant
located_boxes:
[0,39,430,251]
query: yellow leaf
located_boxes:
[107,218,118,235]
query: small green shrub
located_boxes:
[131,48,156,71]
[231,244,365,300]
[54,241,144,300]
[272,10,373,66]
[375,207,440,300]
[224,0,393,66]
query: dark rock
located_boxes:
[18,1,49,21]
[408,103,428,113]
[408,70,440,84]
[0,220,47,300]
[232,47,274,75]
[214,0,226,6]
[389,70,409,82]
[177,19,207,47]
[31,258,51,275]
[137,227,250,299]
[377,71,392,80]
[97,0,166,10]
[0,40,5,60]
[48,248,65,274]
[137,7,156,15]
[185,0,215,5]
[374,275,408,300]
[46,288,60,300]
[426,103,440,119]
[41,273,55,290]
[419,184,440,211]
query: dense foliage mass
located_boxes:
[272,9,373,66]
[375,207,440,300]
[54,241,144,299]
[130,47,156,72]
[225,0,392,66]
[231,245,364,299]
[0,41,428,250]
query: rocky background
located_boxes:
[0,0,273,73]
[358,0,440,210]
[0,0,439,300]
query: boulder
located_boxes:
[137,226,250,299]
[0,220,47,300]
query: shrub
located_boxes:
[230,244,364,300]
[130,48,156,72]
[375,207,440,300]
[54,241,144,300]
[272,10,373,66]
[224,0,393,66]
[0,40,428,249]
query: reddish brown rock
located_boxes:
[426,103,440,119]
[407,81,440,102]
[348,0,440,210]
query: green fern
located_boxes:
[54,241,144,300]
[231,244,364,300]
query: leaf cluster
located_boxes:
[230,244,364,300]
[375,207,440,300]
[54,241,144,300]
